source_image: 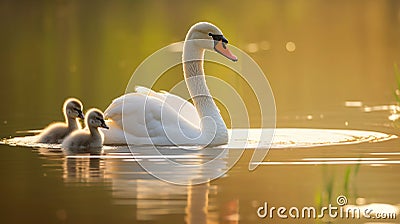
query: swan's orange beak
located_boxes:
[214,40,238,62]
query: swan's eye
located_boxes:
[208,33,228,44]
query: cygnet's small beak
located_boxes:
[100,120,109,129]
[78,111,85,119]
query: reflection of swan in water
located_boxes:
[102,22,238,145]
[47,144,229,222]
[36,98,84,144]
[104,146,229,222]
[53,147,228,223]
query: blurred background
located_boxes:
[1,0,400,131]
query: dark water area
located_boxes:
[1,0,400,223]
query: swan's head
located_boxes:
[64,98,84,119]
[86,108,109,129]
[185,22,238,62]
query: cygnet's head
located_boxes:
[64,98,84,119]
[86,108,109,129]
[185,22,238,61]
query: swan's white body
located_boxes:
[103,87,202,145]
[102,22,237,146]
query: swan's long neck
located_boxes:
[183,41,228,145]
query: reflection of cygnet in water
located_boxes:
[62,109,109,149]
[37,98,84,144]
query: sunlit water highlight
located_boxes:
[2,128,397,150]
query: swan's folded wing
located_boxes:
[104,95,124,121]
[104,92,167,130]
[159,91,201,127]
[135,86,201,127]
[135,86,158,96]
[103,89,202,144]
[104,93,138,124]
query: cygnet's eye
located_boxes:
[96,117,104,123]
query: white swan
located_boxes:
[62,108,109,149]
[36,98,84,144]
[102,22,238,146]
